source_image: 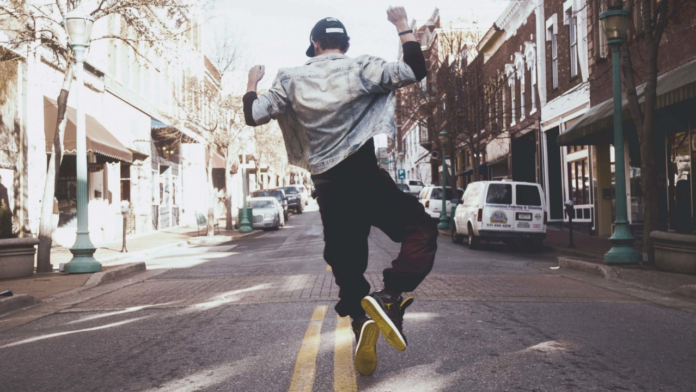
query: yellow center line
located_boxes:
[288,305,328,392]
[334,315,357,392]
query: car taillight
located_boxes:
[477,208,483,222]
[425,200,430,208]
[544,212,547,224]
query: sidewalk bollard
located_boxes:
[565,200,575,248]
[120,201,129,253]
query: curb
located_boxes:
[673,285,696,300]
[96,240,188,266]
[545,245,603,260]
[557,257,619,279]
[84,262,147,288]
[187,230,264,246]
[0,294,39,318]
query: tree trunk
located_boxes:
[207,147,216,237]
[224,149,233,231]
[37,65,73,273]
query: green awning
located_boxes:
[558,59,696,146]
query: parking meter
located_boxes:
[120,200,130,253]
[564,200,575,248]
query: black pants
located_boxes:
[312,138,438,320]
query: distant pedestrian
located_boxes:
[243,6,437,376]
[0,174,11,215]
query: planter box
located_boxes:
[650,231,696,275]
[0,238,40,279]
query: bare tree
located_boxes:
[0,0,190,272]
[251,121,287,190]
[618,0,691,261]
[397,28,508,189]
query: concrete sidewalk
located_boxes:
[0,225,260,316]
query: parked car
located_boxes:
[248,197,282,230]
[296,185,309,205]
[396,183,417,197]
[451,181,547,251]
[418,186,464,219]
[404,179,425,195]
[280,186,303,214]
[252,189,289,222]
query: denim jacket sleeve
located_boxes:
[252,71,290,125]
[358,55,418,94]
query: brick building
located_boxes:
[559,0,696,237]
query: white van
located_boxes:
[451,181,547,250]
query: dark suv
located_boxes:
[279,186,303,214]
[252,189,289,221]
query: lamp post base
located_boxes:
[604,224,640,265]
[239,225,252,233]
[66,232,101,274]
[66,248,101,274]
[437,215,450,230]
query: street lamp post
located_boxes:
[438,130,449,230]
[398,152,405,185]
[239,138,252,233]
[64,8,101,274]
[601,2,640,265]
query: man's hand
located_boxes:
[248,65,265,83]
[387,6,415,44]
[387,6,408,27]
[247,65,265,93]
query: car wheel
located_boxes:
[298,206,303,214]
[285,212,289,221]
[467,225,480,250]
[451,224,464,244]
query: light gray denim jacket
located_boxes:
[251,53,418,174]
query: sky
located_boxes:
[205,0,511,94]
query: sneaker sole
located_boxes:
[355,320,379,376]
[361,296,407,351]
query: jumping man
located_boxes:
[243,6,438,375]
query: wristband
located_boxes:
[398,30,413,36]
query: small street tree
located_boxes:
[619,0,691,261]
[0,0,189,271]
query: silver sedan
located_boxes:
[249,197,281,230]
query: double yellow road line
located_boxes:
[288,305,358,392]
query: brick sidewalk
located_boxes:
[0,225,250,302]
[544,227,642,259]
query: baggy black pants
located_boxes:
[312,138,438,320]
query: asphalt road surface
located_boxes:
[2,201,696,391]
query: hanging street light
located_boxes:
[438,130,450,230]
[64,7,100,273]
[600,0,640,265]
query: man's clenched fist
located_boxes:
[387,6,408,26]
[248,65,265,84]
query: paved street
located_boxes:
[1,204,696,391]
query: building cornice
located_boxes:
[495,0,536,39]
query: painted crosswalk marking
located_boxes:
[334,315,357,391]
[288,305,328,392]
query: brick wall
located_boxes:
[588,0,696,105]
[544,0,584,102]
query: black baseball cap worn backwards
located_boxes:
[306,17,349,57]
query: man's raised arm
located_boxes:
[243,65,289,127]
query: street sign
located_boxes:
[398,169,406,179]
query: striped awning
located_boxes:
[44,97,132,163]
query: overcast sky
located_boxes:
[205,0,510,94]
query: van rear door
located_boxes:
[512,184,546,234]
[482,183,514,232]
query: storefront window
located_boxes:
[55,156,77,227]
[567,159,589,204]
[668,130,693,232]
